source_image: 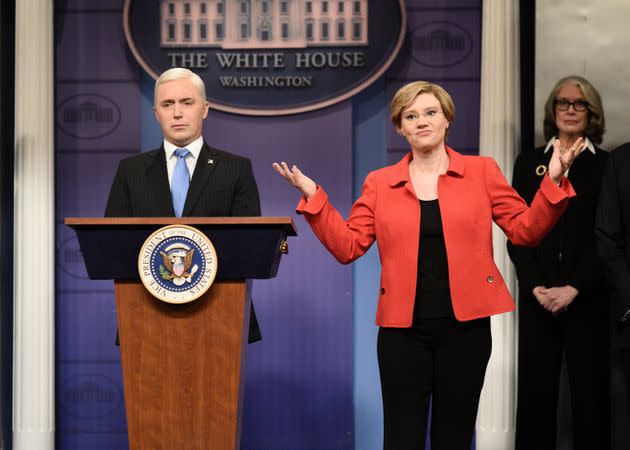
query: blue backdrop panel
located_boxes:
[56,292,128,450]
[55,3,353,450]
[351,80,388,450]
[197,105,355,450]
[55,10,138,82]
[56,83,141,151]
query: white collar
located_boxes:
[163,136,204,159]
[544,136,596,155]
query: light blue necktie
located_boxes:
[171,148,190,217]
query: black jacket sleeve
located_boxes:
[104,160,131,217]
[230,158,261,217]
[596,150,630,319]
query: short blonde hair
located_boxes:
[154,68,207,105]
[390,81,455,133]
[543,76,605,144]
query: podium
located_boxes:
[65,217,297,450]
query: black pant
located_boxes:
[377,317,491,450]
[515,292,610,450]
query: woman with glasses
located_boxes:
[508,76,610,450]
[274,80,581,450]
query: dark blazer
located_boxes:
[596,142,630,320]
[508,145,608,301]
[510,145,611,450]
[105,141,262,342]
[105,142,260,218]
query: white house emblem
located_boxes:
[123,0,406,115]
[138,225,218,304]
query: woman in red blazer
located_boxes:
[274,81,581,450]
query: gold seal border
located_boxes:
[138,224,218,304]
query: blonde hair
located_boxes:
[543,76,605,144]
[154,68,207,105]
[390,81,455,135]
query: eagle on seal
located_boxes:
[160,248,195,280]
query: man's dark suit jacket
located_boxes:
[597,145,630,446]
[596,142,630,321]
[105,141,262,342]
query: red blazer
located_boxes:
[297,148,576,326]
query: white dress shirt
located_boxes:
[163,136,204,188]
[543,135,596,155]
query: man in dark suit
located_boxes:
[596,142,630,414]
[105,67,261,342]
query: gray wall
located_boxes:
[536,0,630,150]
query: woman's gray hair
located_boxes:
[543,76,605,145]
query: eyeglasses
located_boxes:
[403,110,444,122]
[555,99,589,112]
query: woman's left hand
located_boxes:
[547,137,584,185]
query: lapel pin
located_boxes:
[208,159,214,164]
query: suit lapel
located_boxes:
[183,142,219,216]
[146,145,176,216]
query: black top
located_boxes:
[413,199,454,321]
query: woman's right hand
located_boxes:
[548,137,584,185]
[272,162,318,199]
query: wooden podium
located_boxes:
[65,217,297,450]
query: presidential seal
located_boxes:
[138,225,217,304]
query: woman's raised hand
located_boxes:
[548,137,584,185]
[272,162,318,199]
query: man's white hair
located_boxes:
[154,68,206,105]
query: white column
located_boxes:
[476,1,520,449]
[13,0,55,448]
